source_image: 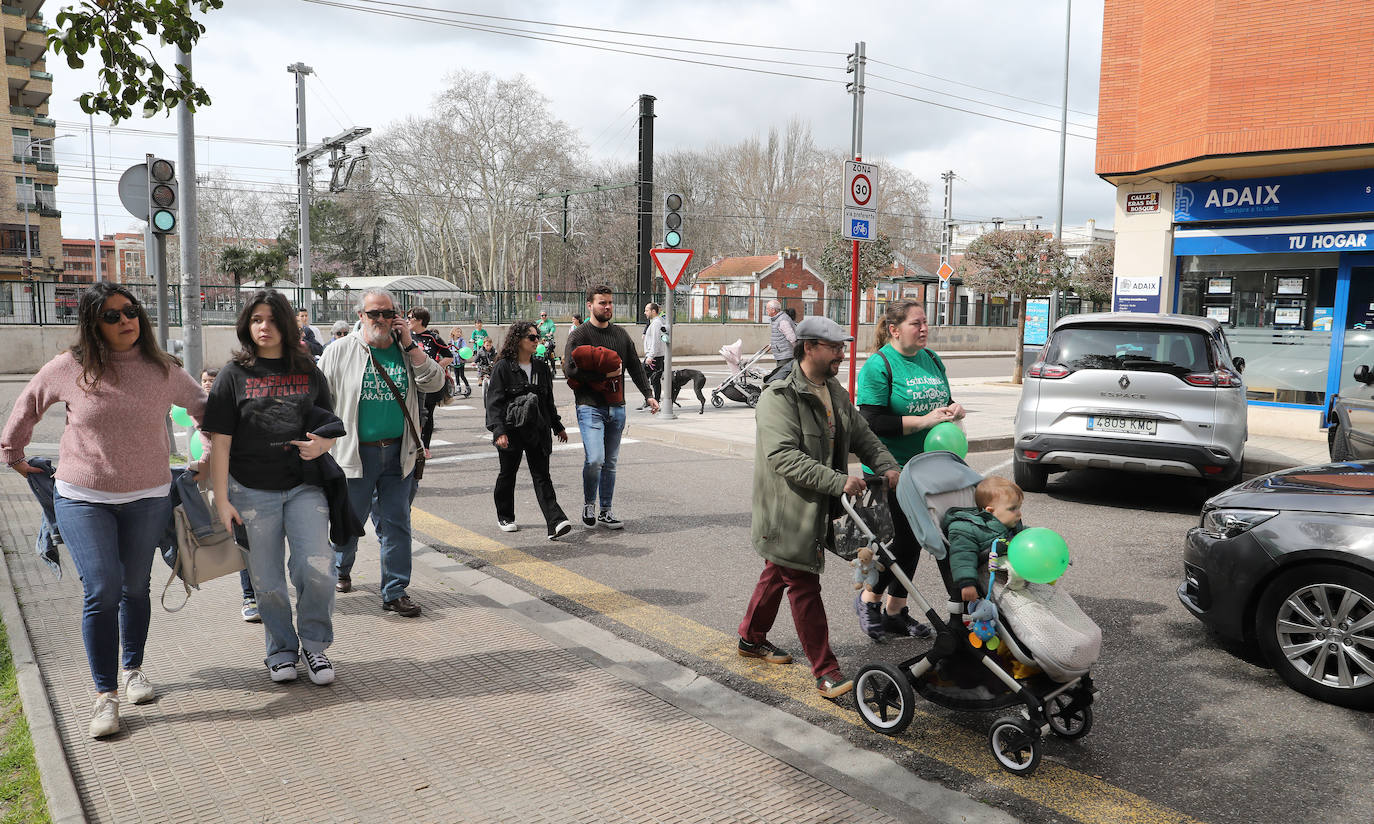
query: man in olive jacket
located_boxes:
[737,316,900,699]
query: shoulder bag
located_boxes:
[161,480,246,612]
[369,347,428,480]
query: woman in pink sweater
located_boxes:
[2,282,207,739]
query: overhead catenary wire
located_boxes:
[867,57,1098,120]
[866,85,1096,140]
[866,71,1096,131]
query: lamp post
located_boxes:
[21,133,74,280]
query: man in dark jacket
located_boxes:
[563,285,658,531]
[737,316,900,700]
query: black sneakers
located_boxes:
[737,638,793,664]
[549,520,572,540]
[597,510,624,530]
[581,504,596,527]
[816,672,854,699]
[882,606,934,639]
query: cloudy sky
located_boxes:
[47,0,1106,245]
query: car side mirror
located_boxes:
[1355,364,1372,384]
[1231,356,1246,374]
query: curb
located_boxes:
[0,547,85,824]
[410,545,1020,824]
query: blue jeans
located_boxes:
[333,442,413,603]
[53,492,172,694]
[575,404,626,509]
[228,479,336,668]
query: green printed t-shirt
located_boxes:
[470,328,490,347]
[537,319,557,339]
[358,343,409,443]
[855,343,952,468]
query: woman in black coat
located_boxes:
[485,320,572,539]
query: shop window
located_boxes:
[1178,252,1337,405]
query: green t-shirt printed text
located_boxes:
[358,343,409,443]
[855,343,952,467]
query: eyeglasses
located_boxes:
[814,340,846,351]
[525,334,540,341]
[363,309,398,320]
[99,305,140,324]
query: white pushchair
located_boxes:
[839,451,1103,776]
[709,339,770,409]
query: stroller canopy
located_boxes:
[894,451,985,560]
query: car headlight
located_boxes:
[1199,508,1278,539]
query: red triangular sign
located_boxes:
[651,249,694,290]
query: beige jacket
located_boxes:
[318,329,445,479]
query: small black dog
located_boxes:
[670,369,708,414]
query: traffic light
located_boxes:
[147,156,177,234]
[663,193,683,249]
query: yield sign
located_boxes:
[651,248,694,290]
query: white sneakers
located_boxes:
[269,660,299,683]
[89,693,119,739]
[121,669,154,705]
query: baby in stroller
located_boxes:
[846,450,1103,775]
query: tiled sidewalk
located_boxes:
[0,476,911,824]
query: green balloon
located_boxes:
[924,421,968,458]
[189,431,204,461]
[535,344,547,357]
[171,405,193,427]
[458,346,474,360]
[1007,527,1070,584]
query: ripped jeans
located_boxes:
[228,478,336,668]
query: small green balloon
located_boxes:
[458,346,474,360]
[189,430,204,461]
[1007,527,1070,584]
[171,405,193,427]
[924,421,968,459]
[536,344,547,357]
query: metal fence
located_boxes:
[0,279,1101,328]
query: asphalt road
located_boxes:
[5,368,1370,824]
[408,385,1373,824]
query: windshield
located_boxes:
[1046,325,1215,375]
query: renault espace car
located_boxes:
[1013,313,1247,494]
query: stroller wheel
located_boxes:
[855,663,915,735]
[1046,693,1094,740]
[711,393,725,409]
[988,717,1042,776]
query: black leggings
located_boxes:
[453,364,469,392]
[421,391,442,449]
[866,475,920,599]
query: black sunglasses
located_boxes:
[524,334,540,341]
[99,305,140,324]
[363,309,398,320]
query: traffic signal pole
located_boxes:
[847,42,866,399]
[636,95,655,316]
[177,45,202,378]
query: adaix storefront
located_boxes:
[1111,168,1374,413]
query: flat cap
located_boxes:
[796,315,854,343]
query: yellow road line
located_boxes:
[413,507,1204,824]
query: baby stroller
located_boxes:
[710,339,769,408]
[840,451,1102,776]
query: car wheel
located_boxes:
[1329,423,1354,462]
[1013,456,1048,493]
[1255,564,1374,709]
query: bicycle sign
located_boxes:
[843,161,877,242]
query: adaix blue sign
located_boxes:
[1174,168,1374,223]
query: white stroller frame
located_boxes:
[709,339,770,408]
[841,451,1101,777]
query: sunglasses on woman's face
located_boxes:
[525,334,540,341]
[100,305,140,324]
[363,309,398,320]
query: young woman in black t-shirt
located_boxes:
[203,290,339,687]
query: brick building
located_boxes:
[1099,0,1374,409]
[688,249,828,322]
[0,0,61,281]
[61,237,116,283]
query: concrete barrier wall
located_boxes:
[0,322,1018,373]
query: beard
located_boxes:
[364,323,393,348]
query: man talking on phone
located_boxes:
[318,288,445,618]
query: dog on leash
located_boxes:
[670,369,708,414]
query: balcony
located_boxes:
[25,22,43,34]
[32,115,52,127]
[35,161,55,172]
[28,70,49,81]
[1,6,23,16]
[9,104,33,116]
[6,55,30,68]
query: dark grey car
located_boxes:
[1180,461,1374,708]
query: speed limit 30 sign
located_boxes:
[843,160,878,242]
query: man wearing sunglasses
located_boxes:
[317,289,446,618]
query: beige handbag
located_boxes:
[160,483,247,612]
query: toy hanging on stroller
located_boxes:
[710,339,769,408]
[836,450,1103,776]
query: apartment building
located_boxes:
[1,0,61,280]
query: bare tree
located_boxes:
[1072,242,1115,306]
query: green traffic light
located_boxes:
[665,230,681,248]
[153,210,176,232]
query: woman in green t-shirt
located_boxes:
[853,299,965,641]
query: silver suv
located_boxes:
[1013,313,1247,494]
